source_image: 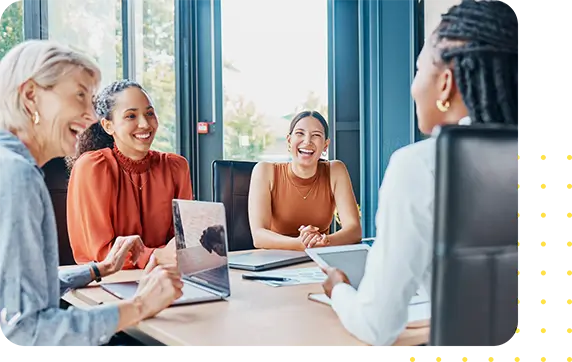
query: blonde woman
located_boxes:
[0,40,182,345]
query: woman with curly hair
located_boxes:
[66,80,193,271]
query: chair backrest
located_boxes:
[430,125,518,346]
[211,160,257,251]
[42,157,76,266]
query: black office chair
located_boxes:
[211,160,257,251]
[42,157,76,266]
[430,125,518,346]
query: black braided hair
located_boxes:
[434,0,517,125]
[66,79,143,170]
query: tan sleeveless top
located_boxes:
[270,161,335,237]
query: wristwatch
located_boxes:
[89,262,102,283]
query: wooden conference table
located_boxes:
[62,251,429,346]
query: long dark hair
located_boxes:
[288,110,329,139]
[65,79,144,170]
[434,0,517,125]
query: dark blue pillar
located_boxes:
[359,0,418,237]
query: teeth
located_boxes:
[134,133,151,139]
[298,148,314,155]
[69,124,85,134]
[69,124,85,139]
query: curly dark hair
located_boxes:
[65,79,144,170]
[433,0,517,125]
[199,224,226,257]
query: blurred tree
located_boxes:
[298,90,328,119]
[223,92,274,161]
[282,90,328,121]
[222,60,274,161]
[44,0,175,153]
[0,1,23,60]
[141,0,176,153]
[46,0,121,88]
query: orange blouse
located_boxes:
[67,145,193,269]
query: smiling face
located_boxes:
[101,86,158,160]
[287,116,329,167]
[23,68,98,158]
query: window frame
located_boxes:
[23,0,47,40]
[179,0,366,204]
[359,0,419,237]
[23,0,422,237]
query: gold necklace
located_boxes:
[122,168,151,191]
[288,166,319,200]
[293,182,317,200]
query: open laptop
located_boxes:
[228,250,311,271]
[101,200,231,306]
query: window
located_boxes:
[220,0,329,162]
[47,0,123,88]
[0,0,24,60]
[135,0,176,153]
[424,0,460,37]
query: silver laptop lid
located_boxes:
[172,200,231,297]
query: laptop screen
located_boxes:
[172,200,231,296]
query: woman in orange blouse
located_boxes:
[248,110,362,251]
[67,80,192,270]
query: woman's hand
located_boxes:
[144,238,177,274]
[133,264,183,319]
[321,266,350,298]
[99,235,145,277]
[298,225,330,248]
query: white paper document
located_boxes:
[245,267,326,287]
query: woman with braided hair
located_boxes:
[66,80,193,272]
[320,0,517,345]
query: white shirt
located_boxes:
[330,117,471,346]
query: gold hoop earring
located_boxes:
[436,100,450,113]
[33,111,40,125]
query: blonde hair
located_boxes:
[0,40,101,133]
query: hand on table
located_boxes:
[99,235,145,277]
[298,225,330,249]
[133,264,183,319]
[321,266,350,298]
[144,238,177,274]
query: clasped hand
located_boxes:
[298,225,330,248]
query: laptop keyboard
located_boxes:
[189,266,229,288]
[179,283,215,299]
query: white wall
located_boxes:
[424,0,462,37]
